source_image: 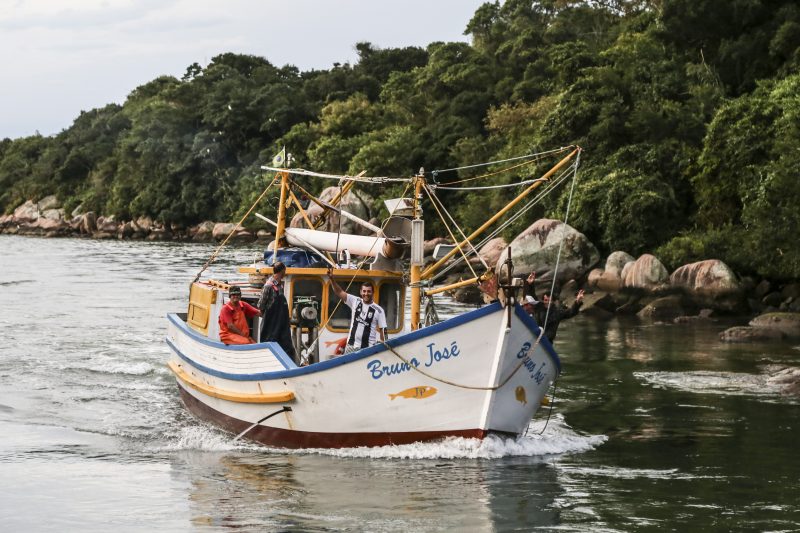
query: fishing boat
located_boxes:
[166,147,582,448]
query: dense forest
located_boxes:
[1,0,798,279]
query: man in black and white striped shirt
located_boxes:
[328,267,387,354]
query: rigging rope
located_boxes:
[260,166,408,184]
[539,150,581,330]
[430,165,576,283]
[427,146,571,175]
[433,177,548,191]
[383,150,582,395]
[422,184,481,280]
[435,158,543,186]
[193,174,279,283]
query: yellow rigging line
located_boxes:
[193,173,279,283]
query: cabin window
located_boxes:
[379,282,403,332]
[291,278,323,311]
[327,279,367,330]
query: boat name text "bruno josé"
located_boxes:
[366,341,461,380]
[516,342,548,385]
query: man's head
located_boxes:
[360,281,375,304]
[273,261,286,280]
[229,285,242,302]
[522,295,537,314]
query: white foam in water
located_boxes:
[156,415,606,458]
[159,425,264,452]
[276,414,607,459]
[62,354,155,376]
[635,368,800,401]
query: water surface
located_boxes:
[1,235,798,531]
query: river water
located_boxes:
[1,235,798,531]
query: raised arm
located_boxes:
[523,271,538,299]
[327,266,348,303]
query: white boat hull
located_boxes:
[166,302,560,448]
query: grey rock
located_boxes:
[670,259,741,295]
[37,195,59,211]
[720,326,785,342]
[13,200,39,223]
[605,251,635,278]
[499,219,600,285]
[623,254,669,290]
[289,186,374,236]
[749,312,800,338]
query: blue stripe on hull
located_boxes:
[167,300,561,380]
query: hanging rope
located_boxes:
[424,183,489,271]
[260,166,408,184]
[430,164,576,283]
[421,184,481,279]
[380,337,531,391]
[295,181,413,365]
[433,177,548,191]
[379,149,582,403]
[428,146,571,175]
[435,158,544,186]
[193,174,279,283]
[539,150,581,330]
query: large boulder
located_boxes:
[586,251,635,292]
[289,187,374,236]
[41,208,64,221]
[117,221,135,239]
[79,212,97,234]
[670,259,745,312]
[499,219,600,284]
[191,221,216,242]
[212,223,238,241]
[670,260,741,295]
[33,216,69,236]
[96,215,119,233]
[13,200,39,223]
[605,251,635,278]
[623,254,669,290]
[472,237,507,269]
[136,216,154,233]
[37,195,60,211]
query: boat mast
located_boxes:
[410,171,425,330]
[420,146,581,281]
[273,170,289,256]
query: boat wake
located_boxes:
[159,414,607,459]
[635,365,800,402]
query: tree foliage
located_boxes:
[2,0,799,279]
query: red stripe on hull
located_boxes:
[177,385,488,449]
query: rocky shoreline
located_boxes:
[3,195,799,344]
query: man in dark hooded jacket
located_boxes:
[524,272,584,342]
[258,261,295,358]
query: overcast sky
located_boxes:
[0,0,486,139]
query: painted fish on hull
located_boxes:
[389,386,437,400]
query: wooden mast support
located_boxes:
[410,173,424,331]
[423,274,489,296]
[420,147,580,280]
[273,171,289,255]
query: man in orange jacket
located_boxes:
[218,285,261,344]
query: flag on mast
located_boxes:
[272,147,286,168]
